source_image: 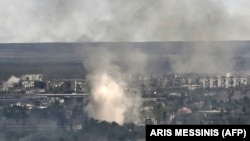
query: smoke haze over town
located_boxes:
[0,0,250,42]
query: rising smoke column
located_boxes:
[86,73,128,124]
[2,75,20,91]
[84,46,145,125]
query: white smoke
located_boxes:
[2,75,20,91]
[86,73,133,124]
[84,46,145,125]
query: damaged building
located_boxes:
[21,74,46,94]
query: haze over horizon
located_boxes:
[0,0,250,42]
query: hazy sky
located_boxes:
[0,0,250,42]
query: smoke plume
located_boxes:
[1,0,249,73]
[84,46,146,125]
[167,42,237,74]
[0,0,250,42]
[1,0,248,74]
[2,75,20,91]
